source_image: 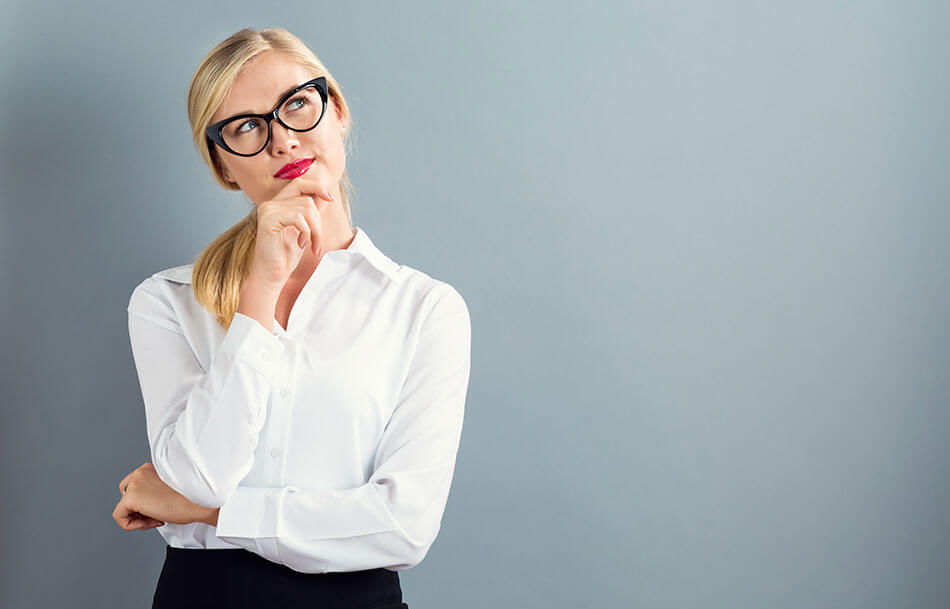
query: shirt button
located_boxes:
[270,448,280,458]
[262,351,270,362]
[280,387,289,398]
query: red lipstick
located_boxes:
[274,157,315,179]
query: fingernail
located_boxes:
[327,192,335,201]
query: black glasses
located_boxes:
[206,76,328,157]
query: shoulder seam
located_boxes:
[127,308,186,337]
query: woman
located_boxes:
[111,27,471,609]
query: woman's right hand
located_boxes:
[248,177,337,288]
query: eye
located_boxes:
[286,96,309,111]
[235,119,261,134]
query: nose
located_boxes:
[268,120,299,156]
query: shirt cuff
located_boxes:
[215,486,283,539]
[219,312,285,377]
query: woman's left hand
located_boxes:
[112,462,213,531]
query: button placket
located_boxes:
[254,339,283,459]
[264,338,293,478]
[257,343,279,420]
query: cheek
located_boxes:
[229,160,255,179]
[323,136,347,168]
[248,162,279,186]
[305,134,345,172]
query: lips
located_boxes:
[274,157,315,179]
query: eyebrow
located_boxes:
[224,82,302,119]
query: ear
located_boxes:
[329,96,347,131]
[212,151,232,182]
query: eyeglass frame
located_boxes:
[205,76,329,157]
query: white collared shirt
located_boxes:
[126,225,471,573]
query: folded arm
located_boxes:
[127,279,285,507]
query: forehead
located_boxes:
[212,53,316,122]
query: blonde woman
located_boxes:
[112,27,471,609]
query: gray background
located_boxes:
[1,1,948,608]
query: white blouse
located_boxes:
[126,225,471,574]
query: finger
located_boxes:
[303,204,322,257]
[118,471,133,494]
[274,177,333,207]
[313,194,333,214]
[117,497,152,529]
[277,212,311,249]
[114,502,152,532]
[286,177,335,203]
[293,217,311,250]
[114,497,130,519]
[126,511,158,531]
[131,511,154,523]
[288,225,305,249]
[291,203,323,255]
[139,515,165,529]
[114,499,136,530]
[297,200,323,257]
[287,203,314,255]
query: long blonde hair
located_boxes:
[186,27,355,329]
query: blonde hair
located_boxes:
[185,27,355,329]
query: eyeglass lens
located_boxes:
[221,86,325,155]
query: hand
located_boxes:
[112,463,214,531]
[249,176,336,288]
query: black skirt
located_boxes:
[152,545,409,609]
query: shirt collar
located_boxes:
[152,225,401,284]
[332,225,402,283]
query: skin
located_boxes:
[113,50,357,533]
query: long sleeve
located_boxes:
[214,286,472,573]
[127,280,286,508]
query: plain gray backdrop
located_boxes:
[1,1,948,608]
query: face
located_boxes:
[208,52,348,204]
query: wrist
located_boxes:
[238,276,282,331]
[243,273,284,297]
[199,507,220,526]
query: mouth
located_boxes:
[274,157,315,179]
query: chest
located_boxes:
[241,300,418,489]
